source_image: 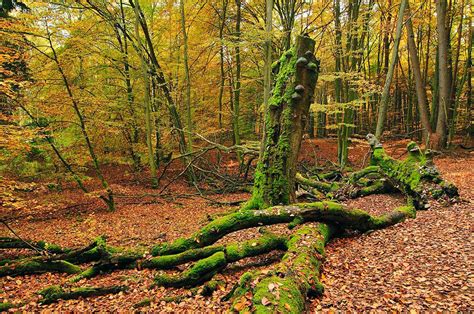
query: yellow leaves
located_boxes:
[233,296,248,311]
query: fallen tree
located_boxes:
[0,35,458,311]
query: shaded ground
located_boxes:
[1,139,473,312]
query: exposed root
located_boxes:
[153,233,286,287]
[38,285,128,304]
[152,201,415,257]
[367,135,458,208]
[230,223,333,313]
[0,258,81,277]
[0,237,64,253]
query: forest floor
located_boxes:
[1,138,473,312]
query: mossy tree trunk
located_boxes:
[247,35,319,209]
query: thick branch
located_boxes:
[152,201,415,256]
[38,285,128,304]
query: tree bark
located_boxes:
[246,35,319,209]
[405,2,432,143]
[375,0,407,138]
[180,0,193,152]
[434,0,450,149]
[233,0,242,160]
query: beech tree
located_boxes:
[0,34,458,312]
[1,0,471,311]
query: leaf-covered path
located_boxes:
[1,140,472,312]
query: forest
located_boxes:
[0,0,472,312]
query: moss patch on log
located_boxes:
[0,302,16,311]
[153,234,286,288]
[0,258,81,277]
[154,252,227,288]
[152,200,416,257]
[369,137,458,208]
[38,285,128,304]
[231,223,333,313]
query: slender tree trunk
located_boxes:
[449,15,472,145]
[466,18,473,140]
[334,0,344,164]
[233,0,242,160]
[45,24,114,210]
[405,2,432,143]
[179,0,193,152]
[383,0,392,74]
[434,0,450,149]
[261,0,273,153]
[116,1,140,170]
[128,0,189,159]
[217,0,228,135]
[375,0,407,138]
[134,14,158,188]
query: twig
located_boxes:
[0,220,47,256]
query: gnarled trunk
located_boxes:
[247,35,319,209]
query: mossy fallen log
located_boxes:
[143,245,225,269]
[230,223,333,313]
[0,302,16,311]
[348,166,381,182]
[296,171,391,200]
[0,236,130,278]
[70,250,142,282]
[38,285,128,304]
[295,173,339,193]
[154,252,227,288]
[152,201,415,256]
[0,237,64,253]
[367,134,458,208]
[153,233,286,287]
[0,258,81,277]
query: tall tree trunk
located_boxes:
[466,18,473,141]
[383,0,392,74]
[128,0,189,159]
[434,0,450,149]
[375,0,407,138]
[45,24,115,210]
[405,2,432,143]
[179,0,193,152]
[449,15,472,145]
[134,14,158,188]
[261,0,274,153]
[233,0,242,160]
[275,0,297,51]
[334,0,344,165]
[217,0,228,135]
[246,35,319,209]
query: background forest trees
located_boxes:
[0,0,472,189]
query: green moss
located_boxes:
[151,237,194,256]
[252,277,305,314]
[288,216,304,229]
[39,285,127,304]
[144,245,224,269]
[70,266,97,283]
[0,302,16,311]
[201,280,225,296]
[248,46,302,208]
[154,252,227,288]
[0,259,81,277]
[133,298,152,308]
[36,241,64,254]
[225,234,286,262]
[38,285,64,300]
